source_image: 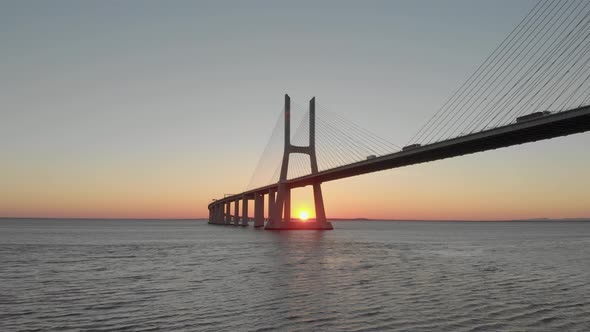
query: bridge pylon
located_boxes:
[265,94,334,230]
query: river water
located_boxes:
[1,219,589,331]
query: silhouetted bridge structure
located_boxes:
[208,96,590,230]
[208,0,590,230]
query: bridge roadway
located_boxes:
[209,104,590,209]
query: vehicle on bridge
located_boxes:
[402,143,422,151]
[516,111,552,123]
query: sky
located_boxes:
[1,0,589,220]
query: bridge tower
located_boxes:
[265,94,334,230]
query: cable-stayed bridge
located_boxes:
[208,0,590,230]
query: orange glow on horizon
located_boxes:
[2,146,589,220]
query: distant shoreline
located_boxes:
[330,218,590,222]
[1,217,589,222]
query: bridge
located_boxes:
[208,0,590,230]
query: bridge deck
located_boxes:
[211,105,590,207]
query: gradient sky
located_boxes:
[2,0,589,220]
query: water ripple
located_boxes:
[1,219,590,331]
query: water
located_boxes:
[1,219,590,331]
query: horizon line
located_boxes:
[1,217,589,222]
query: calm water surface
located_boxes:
[1,219,590,331]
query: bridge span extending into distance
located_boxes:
[208,0,590,230]
[209,95,590,230]
[208,96,590,230]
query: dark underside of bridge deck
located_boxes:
[287,105,590,189]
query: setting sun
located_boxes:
[298,211,309,221]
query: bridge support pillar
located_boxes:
[214,204,220,224]
[240,196,249,226]
[209,202,231,225]
[211,204,219,224]
[284,187,291,222]
[233,199,240,226]
[254,193,264,227]
[265,95,333,230]
[225,202,231,224]
[218,204,223,224]
[268,188,276,226]
[313,183,327,223]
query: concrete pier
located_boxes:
[233,200,239,226]
[265,220,333,230]
[225,202,231,224]
[240,196,249,226]
[254,193,264,227]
